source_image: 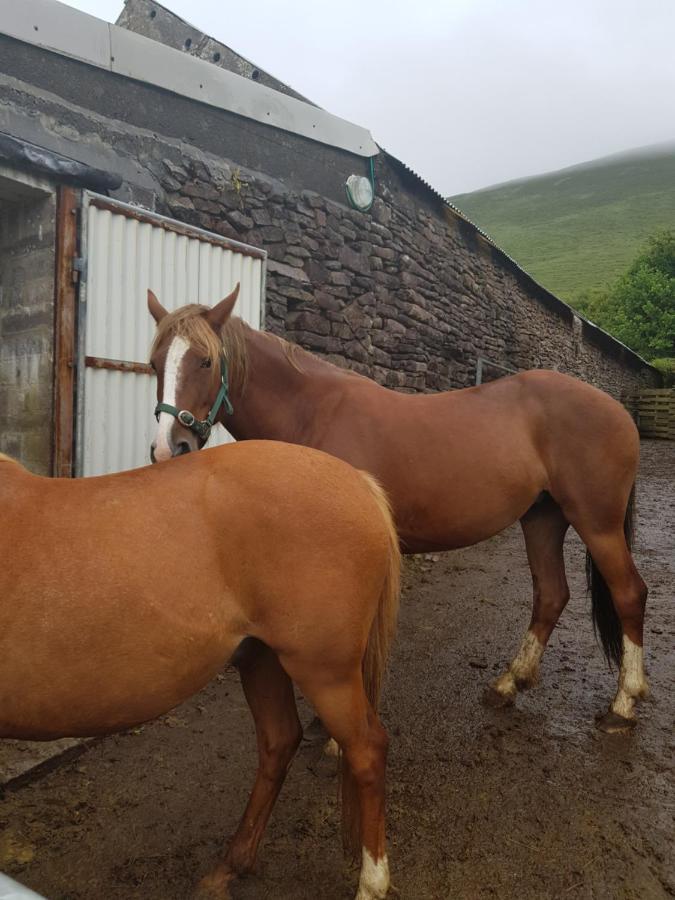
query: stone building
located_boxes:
[0,0,659,476]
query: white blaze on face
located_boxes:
[355,848,389,900]
[154,336,189,462]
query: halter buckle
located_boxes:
[178,410,196,427]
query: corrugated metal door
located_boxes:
[77,192,266,476]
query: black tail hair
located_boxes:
[586,484,635,668]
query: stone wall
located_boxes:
[154,149,657,399]
[0,191,56,473]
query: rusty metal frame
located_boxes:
[88,195,267,261]
[84,355,153,376]
[52,185,80,477]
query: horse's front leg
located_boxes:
[196,641,302,899]
[485,499,570,707]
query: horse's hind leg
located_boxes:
[485,496,570,707]
[577,528,648,732]
[283,661,389,900]
[197,640,302,899]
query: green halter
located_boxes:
[154,355,233,443]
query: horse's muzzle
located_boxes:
[150,440,193,464]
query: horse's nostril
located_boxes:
[175,442,191,456]
[150,445,157,464]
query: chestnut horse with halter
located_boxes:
[0,444,399,900]
[148,285,650,734]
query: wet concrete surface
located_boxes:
[0,440,673,899]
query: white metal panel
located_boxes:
[79,194,265,477]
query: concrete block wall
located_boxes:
[0,193,56,474]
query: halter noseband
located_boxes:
[154,355,234,443]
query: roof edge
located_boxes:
[0,0,378,158]
[116,0,318,107]
[381,149,657,375]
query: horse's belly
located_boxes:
[0,649,236,741]
[0,589,243,741]
[395,478,543,553]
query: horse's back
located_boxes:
[0,444,392,740]
[321,368,639,551]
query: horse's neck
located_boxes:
[225,329,331,442]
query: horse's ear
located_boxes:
[148,289,168,324]
[206,283,240,331]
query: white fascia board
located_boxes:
[0,0,112,68]
[0,0,379,158]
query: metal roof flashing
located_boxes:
[0,0,378,158]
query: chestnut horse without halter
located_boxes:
[0,444,399,900]
[148,286,650,733]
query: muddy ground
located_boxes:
[1,440,673,900]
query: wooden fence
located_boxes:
[623,389,675,440]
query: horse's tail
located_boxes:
[587,483,635,667]
[357,472,401,709]
[341,471,400,856]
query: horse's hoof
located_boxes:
[193,886,231,900]
[482,684,515,708]
[595,709,636,734]
[324,737,339,757]
[193,870,234,900]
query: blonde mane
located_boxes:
[151,305,249,393]
[262,331,307,373]
[151,305,356,388]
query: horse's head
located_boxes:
[148,284,240,462]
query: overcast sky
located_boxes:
[65,0,675,195]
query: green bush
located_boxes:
[650,357,675,387]
[573,286,609,322]
[573,231,675,359]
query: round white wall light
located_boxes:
[346,173,374,211]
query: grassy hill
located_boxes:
[450,143,675,304]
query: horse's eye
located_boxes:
[201,358,212,368]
